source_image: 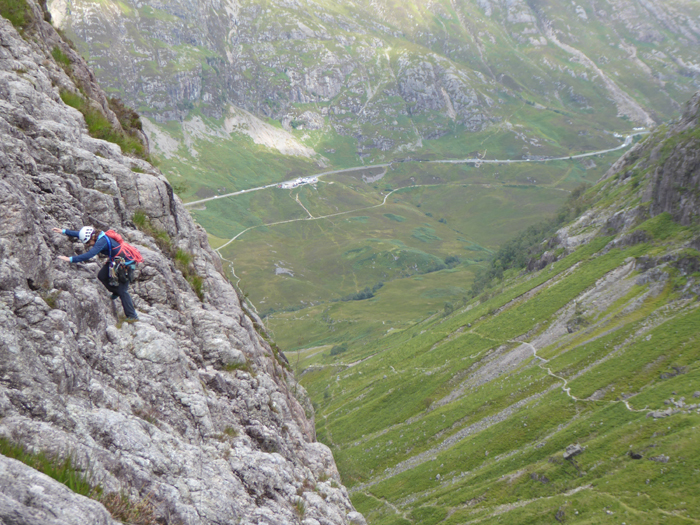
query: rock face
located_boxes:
[0,455,119,525]
[0,7,357,525]
[595,92,700,226]
[647,93,700,225]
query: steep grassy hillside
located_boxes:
[297,94,700,524]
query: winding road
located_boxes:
[183,133,645,208]
[205,131,646,309]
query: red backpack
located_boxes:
[105,230,144,263]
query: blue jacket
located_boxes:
[64,230,122,263]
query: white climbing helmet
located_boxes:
[78,226,95,244]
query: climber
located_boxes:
[54,226,139,321]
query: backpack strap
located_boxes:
[103,233,112,261]
[103,234,118,261]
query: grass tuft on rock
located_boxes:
[0,437,160,523]
[59,89,148,159]
[51,46,71,69]
[133,211,205,300]
[0,437,92,496]
[0,0,33,30]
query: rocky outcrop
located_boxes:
[528,90,700,280]
[0,9,357,525]
[647,93,700,225]
[596,92,700,226]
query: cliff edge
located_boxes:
[0,4,361,524]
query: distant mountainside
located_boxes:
[50,0,699,166]
[298,91,700,523]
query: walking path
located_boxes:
[513,340,649,413]
[214,186,402,253]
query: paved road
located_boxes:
[183,133,646,208]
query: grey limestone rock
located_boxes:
[563,444,584,460]
[0,8,359,525]
[0,455,119,525]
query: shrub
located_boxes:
[338,284,382,302]
[108,97,143,135]
[133,212,204,301]
[330,343,347,356]
[175,248,204,300]
[294,498,306,518]
[443,302,454,316]
[132,211,171,252]
[51,46,71,69]
[59,89,83,110]
[97,492,159,525]
[444,255,460,268]
[42,290,60,309]
[223,426,238,438]
[174,248,192,268]
[132,210,147,229]
[224,360,253,374]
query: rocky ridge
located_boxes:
[0,5,361,525]
[523,91,700,276]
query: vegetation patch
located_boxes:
[411,226,441,243]
[0,0,33,30]
[470,183,592,295]
[51,46,71,69]
[174,249,204,301]
[0,437,159,524]
[59,90,148,159]
[632,212,684,241]
[224,360,253,374]
[133,211,204,300]
[330,343,348,356]
[0,437,92,496]
[335,282,383,302]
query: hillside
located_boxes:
[297,93,700,524]
[0,2,361,524]
[5,1,700,524]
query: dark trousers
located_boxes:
[97,262,138,319]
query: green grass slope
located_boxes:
[296,95,700,524]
